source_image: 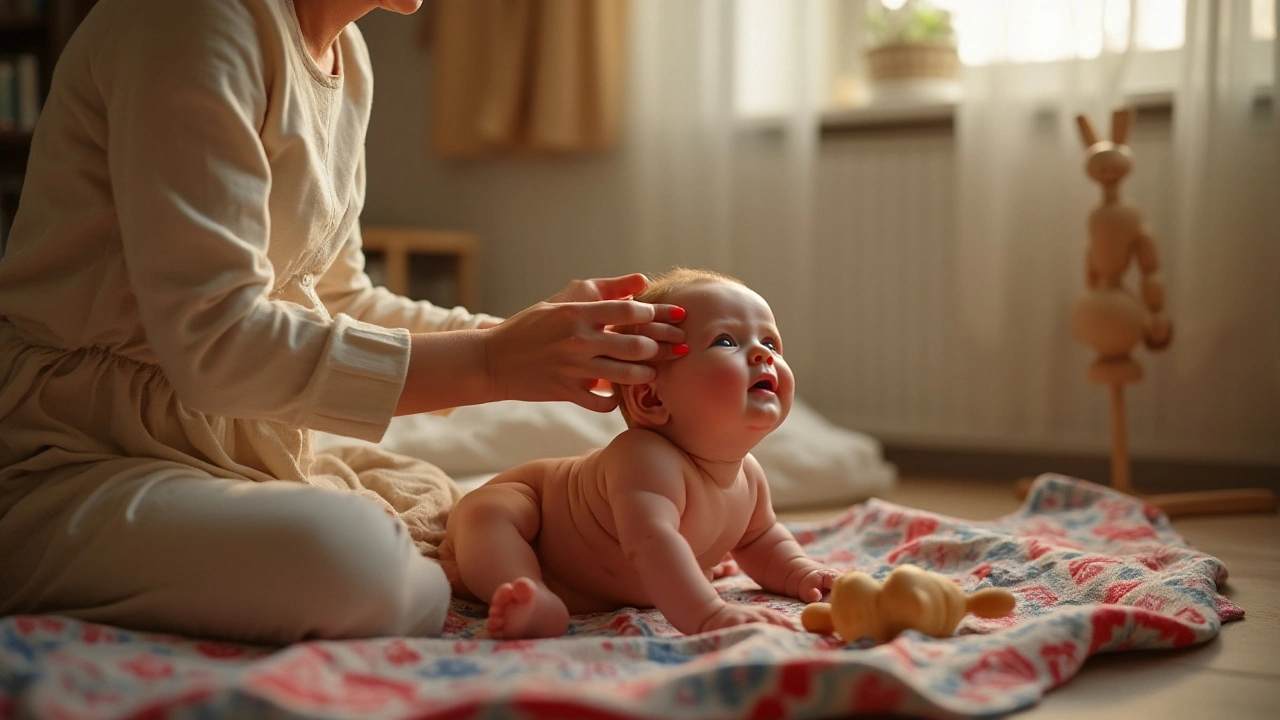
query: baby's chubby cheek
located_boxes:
[698,365,749,400]
[778,370,797,402]
[669,365,741,410]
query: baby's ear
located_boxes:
[623,382,669,427]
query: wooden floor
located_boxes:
[776,476,1280,718]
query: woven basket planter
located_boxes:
[866,42,959,83]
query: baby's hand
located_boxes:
[710,553,739,579]
[699,604,797,633]
[796,567,840,603]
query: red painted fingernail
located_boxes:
[673,344,689,356]
[670,306,686,321]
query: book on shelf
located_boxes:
[0,1,50,22]
[0,54,39,132]
[0,61,13,131]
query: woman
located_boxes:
[0,0,684,645]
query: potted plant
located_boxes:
[864,0,959,102]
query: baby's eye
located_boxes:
[712,336,736,348]
[763,339,780,352]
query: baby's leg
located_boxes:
[444,480,569,639]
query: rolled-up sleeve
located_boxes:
[103,0,407,441]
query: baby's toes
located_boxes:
[491,582,516,610]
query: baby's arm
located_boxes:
[731,455,838,602]
[604,432,791,634]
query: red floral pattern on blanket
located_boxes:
[0,475,1244,719]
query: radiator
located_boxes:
[806,127,1279,466]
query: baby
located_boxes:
[438,268,837,638]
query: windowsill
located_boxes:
[816,85,1274,134]
[820,100,956,133]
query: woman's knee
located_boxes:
[272,493,450,638]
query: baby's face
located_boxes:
[652,281,794,449]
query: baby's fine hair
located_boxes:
[614,267,746,427]
[628,266,743,305]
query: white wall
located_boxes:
[356,12,1279,466]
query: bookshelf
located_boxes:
[360,227,479,309]
[0,0,97,253]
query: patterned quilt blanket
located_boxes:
[0,474,1243,719]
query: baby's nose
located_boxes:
[751,347,774,365]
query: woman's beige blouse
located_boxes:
[0,0,493,443]
[0,0,488,554]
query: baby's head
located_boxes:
[616,268,794,459]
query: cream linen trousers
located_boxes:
[0,321,460,645]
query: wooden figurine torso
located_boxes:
[1069,111,1172,385]
[1087,203,1143,287]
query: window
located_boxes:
[734,0,1277,118]
[952,0,1185,66]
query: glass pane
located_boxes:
[1254,0,1276,40]
[952,0,1186,66]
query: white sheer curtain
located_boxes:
[1171,0,1280,384]
[953,0,1279,434]
[623,0,824,376]
[954,1,1142,434]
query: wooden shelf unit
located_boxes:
[359,226,479,309]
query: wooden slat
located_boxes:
[360,226,479,308]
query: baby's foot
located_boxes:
[486,578,570,639]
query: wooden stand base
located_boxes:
[1014,476,1279,518]
[1010,370,1278,519]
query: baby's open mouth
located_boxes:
[750,377,777,393]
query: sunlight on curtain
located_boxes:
[953,0,1184,66]
[626,0,824,376]
[939,0,1271,66]
[954,0,1279,437]
[1171,0,1280,387]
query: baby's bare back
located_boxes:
[532,445,758,614]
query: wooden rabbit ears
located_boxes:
[1076,108,1133,149]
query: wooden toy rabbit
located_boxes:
[1071,109,1172,391]
[800,565,1015,645]
[1068,109,1170,497]
[1059,109,1275,516]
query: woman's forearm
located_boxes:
[394,329,493,415]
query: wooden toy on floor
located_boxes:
[1019,108,1276,518]
[800,565,1016,645]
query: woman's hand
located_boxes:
[483,295,684,413]
[396,274,686,416]
[546,274,648,303]
[478,274,687,412]
[547,273,687,361]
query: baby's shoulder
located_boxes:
[604,427,680,455]
[600,428,694,480]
